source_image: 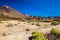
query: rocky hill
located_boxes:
[0,5,29,20]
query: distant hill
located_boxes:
[0,5,29,20]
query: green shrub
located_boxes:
[6,23,13,27]
[32,31,48,40]
[51,21,60,26]
[32,23,35,25]
[2,33,6,36]
[51,28,60,34]
[28,21,30,23]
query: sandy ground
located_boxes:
[0,20,59,40]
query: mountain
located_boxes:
[0,5,29,20]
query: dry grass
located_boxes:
[0,21,59,40]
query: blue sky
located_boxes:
[0,0,60,16]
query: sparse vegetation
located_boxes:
[32,31,48,40]
[51,28,60,34]
[51,21,60,26]
[6,23,13,27]
[32,23,35,25]
[0,5,60,40]
[2,33,6,36]
[36,23,40,26]
[26,29,30,31]
[47,28,60,40]
[14,24,17,26]
[28,21,30,23]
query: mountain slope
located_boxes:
[0,5,28,20]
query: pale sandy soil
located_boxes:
[0,20,59,40]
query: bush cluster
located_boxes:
[32,31,48,40]
[51,28,60,34]
[50,28,60,40]
[32,23,35,25]
[51,21,60,26]
[6,23,13,27]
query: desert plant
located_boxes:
[2,33,6,36]
[28,21,30,23]
[36,23,41,26]
[32,23,35,25]
[47,28,60,40]
[51,28,60,34]
[18,23,20,24]
[32,31,48,40]
[26,29,30,31]
[51,21,60,26]
[6,23,13,27]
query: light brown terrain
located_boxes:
[0,21,59,40]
